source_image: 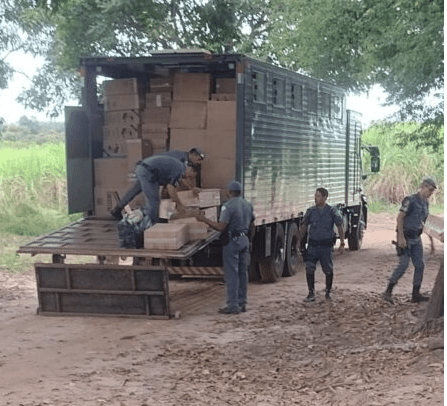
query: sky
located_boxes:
[0,52,399,127]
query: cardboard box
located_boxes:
[205,129,236,160]
[146,92,172,108]
[104,110,140,126]
[140,106,171,123]
[141,123,169,138]
[173,73,211,102]
[104,93,142,111]
[103,139,127,156]
[126,139,152,172]
[169,101,207,129]
[199,189,221,208]
[159,199,177,219]
[177,190,200,207]
[170,217,208,240]
[215,78,236,94]
[94,157,128,188]
[103,125,140,140]
[169,129,206,152]
[201,206,218,222]
[144,223,189,250]
[207,100,236,131]
[150,77,173,92]
[103,78,139,96]
[201,157,235,189]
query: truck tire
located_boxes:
[348,210,365,250]
[259,223,285,283]
[283,222,303,276]
[248,257,260,282]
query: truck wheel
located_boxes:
[348,211,365,250]
[283,222,303,277]
[259,223,285,283]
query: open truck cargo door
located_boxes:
[65,106,93,214]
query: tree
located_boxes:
[266,0,443,147]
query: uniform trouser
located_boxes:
[222,235,250,311]
[305,245,334,276]
[389,237,424,287]
[118,165,160,224]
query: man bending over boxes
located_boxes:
[110,154,193,224]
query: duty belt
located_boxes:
[230,232,246,238]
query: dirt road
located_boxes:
[0,213,444,405]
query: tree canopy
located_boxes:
[0,0,444,143]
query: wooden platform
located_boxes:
[17,217,220,260]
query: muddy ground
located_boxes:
[0,212,444,405]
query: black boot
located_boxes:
[325,273,333,300]
[411,285,429,303]
[383,282,396,304]
[110,205,124,220]
[304,273,315,302]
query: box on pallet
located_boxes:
[103,78,140,96]
[144,223,189,250]
[173,73,211,102]
[170,217,208,240]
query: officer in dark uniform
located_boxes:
[298,187,345,302]
[110,155,188,224]
[195,180,255,314]
[383,176,437,304]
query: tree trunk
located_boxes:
[415,261,444,332]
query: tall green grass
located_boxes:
[362,122,444,206]
[0,142,81,237]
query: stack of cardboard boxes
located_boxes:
[145,188,222,250]
[141,77,173,155]
[94,73,238,249]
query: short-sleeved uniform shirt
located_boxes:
[303,204,343,241]
[140,155,185,186]
[219,196,254,235]
[160,150,189,169]
[400,193,429,233]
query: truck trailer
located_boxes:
[18,50,379,318]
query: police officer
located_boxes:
[383,176,437,304]
[298,188,345,302]
[195,180,255,314]
[110,154,188,224]
[161,147,204,193]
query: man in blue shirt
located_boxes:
[383,176,437,304]
[195,180,255,314]
[298,188,345,302]
[110,154,189,224]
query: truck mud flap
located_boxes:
[35,263,170,319]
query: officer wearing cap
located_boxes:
[383,176,437,304]
[110,155,189,224]
[162,148,204,194]
[195,180,255,314]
